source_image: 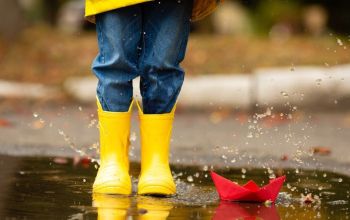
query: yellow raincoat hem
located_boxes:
[85,0,222,23]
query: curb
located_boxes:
[0,80,59,99]
[63,64,350,110]
[254,65,350,109]
[2,64,349,110]
[63,75,252,109]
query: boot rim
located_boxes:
[135,100,176,119]
[96,96,134,116]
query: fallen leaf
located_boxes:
[73,156,91,167]
[80,157,91,166]
[53,157,68,164]
[0,118,12,127]
[280,155,288,161]
[310,146,331,156]
[31,120,45,129]
[210,110,231,124]
[261,114,290,128]
[235,112,248,124]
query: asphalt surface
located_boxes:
[0,103,349,175]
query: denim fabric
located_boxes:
[92,0,193,114]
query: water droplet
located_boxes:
[266,108,272,116]
[241,168,246,174]
[78,106,83,111]
[202,165,208,171]
[316,212,321,218]
[337,38,344,46]
[187,176,194,182]
[58,129,64,136]
[130,132,137,141]
[280,91,289,98]
[316,78,322,86]
[88,119,97,128]
[33,112,39,118]
[338,178,343,183]
[269,173,276,179]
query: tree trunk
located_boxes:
[0,0,26,40]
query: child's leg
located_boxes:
[92,6,142,112]
[136,0,193,196]
[139,0,193,114]
[91,6,142,195]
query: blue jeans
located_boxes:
[92,0,193,114]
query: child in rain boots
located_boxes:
[86,0,221,195]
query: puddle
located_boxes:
[0,155,349,219]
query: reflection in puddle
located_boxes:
[93,194,131,220]
[92,195,280,220]
[213,201,280,220]
[0,155,349,219]
[93,195,176,220]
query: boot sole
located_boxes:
[138,185,176,196]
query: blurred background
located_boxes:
[1,2,350,218]
[0,0,349,98]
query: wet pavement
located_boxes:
[1,105,350,175]
[0,155,349,219]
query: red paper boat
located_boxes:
[211,171,286,203]
[213,201,280,220]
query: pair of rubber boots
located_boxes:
[93,99,176,195]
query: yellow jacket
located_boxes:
[85,0,221,23]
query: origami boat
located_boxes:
[211,171,286,203]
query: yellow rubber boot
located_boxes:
[93,99,133,195]
[136,101,176,196]
[93,193,131,220]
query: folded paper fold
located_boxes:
[211,171,286,203]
